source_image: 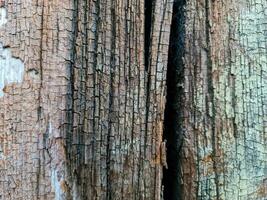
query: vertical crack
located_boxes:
[106,1,116,199]
[63,1,79,199]
[144,0,154,72]
[144,0,155,163]
[144,2,155,195]
[162,0,186,199]
[37,0,45,121]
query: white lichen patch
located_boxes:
[0,43,24,97]
[0,8,24,97]
[0,7,7,27]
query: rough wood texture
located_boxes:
[175,0,267,199]
[1,0,267,199]
[0,0,173,199]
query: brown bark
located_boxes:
[0,0,173,199]
[1,0,267,200]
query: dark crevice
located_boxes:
[144,0,155,197]
[39,0,44,84]
[37,0,45,122]
[144,0,155,195]
[66,0,78,157]
[64,0,79,199]
[144,0,154,72]
[144,0,155,148]
[106,1,117,199]
[36,1,45,198]
[163,0,186,199]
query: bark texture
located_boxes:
[0,0,173,199]
[0,0,267,200]
[171,0,267,199]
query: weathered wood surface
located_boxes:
[0,0,173,199]
[0,0,267,199]
[171,0,267,199]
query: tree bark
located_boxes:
[0,0,267,200]
[0,0,173,199]
[163,0,267,199]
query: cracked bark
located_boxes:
[0,0,266,200]
[166,0,267,199]
[0,0,173,199]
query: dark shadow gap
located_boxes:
[144,0,154,71]
[163,0,186,199]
